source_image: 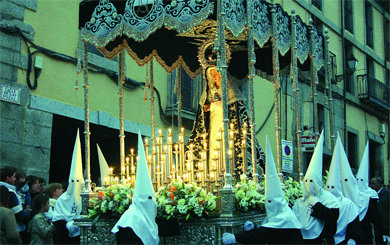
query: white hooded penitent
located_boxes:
[112,132,159,245]
[356,142,378,199]
[262,136,301,229]
[338,133,371,221]
[325,134,359,244]
[53,129,84,227]
[97,144,110,186]
[292,130,339,239]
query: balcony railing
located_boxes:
[357,74,390,111]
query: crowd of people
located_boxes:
[0,166,80,244]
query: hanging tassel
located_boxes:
[177,64,182,129]
[150,59,156,139]
[144,62,149,102]
[174,65,179,95]
[75,31,82,90]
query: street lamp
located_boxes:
[335,54,358,83]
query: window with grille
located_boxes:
[365,2,374,48]
[386,20,390,61]
[166,67,202,120]
[311,0,322,11]
[344,0,353,33]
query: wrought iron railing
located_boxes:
[357,74,390,111]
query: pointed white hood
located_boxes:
[53,129,85,223]
[292,131,339,239]
[112,132,159,245]
[325,135,359,244]
[356,142,378,199]
[97,144,110,186]
[262,136,301,229]
[338,133,371,221]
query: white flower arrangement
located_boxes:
[156,179,219,221]
[88,184,135,219]
[234,174,265,212]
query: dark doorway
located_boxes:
[49,114,138,184]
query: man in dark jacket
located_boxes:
[370,177,390,242]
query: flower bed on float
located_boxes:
[88,179,219,222]
[88,175,302,221]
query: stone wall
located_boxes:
[0,0,52,181]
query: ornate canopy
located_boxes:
[79,0,323,79]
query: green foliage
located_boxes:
[234,174,266,212]
[234,174,303,212]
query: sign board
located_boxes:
[282,139,293,173]
[300,135,316,146]
[0,84,21,105]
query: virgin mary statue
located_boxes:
[187,42,265,179]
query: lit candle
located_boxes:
[168,128,172,135]
[174,144,180,176]
[147,155,152,176]
[104,178,108,186]
[125,157,130,179]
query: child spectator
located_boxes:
[44,183,64,220]
[28,194,55,245]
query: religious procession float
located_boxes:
[75,0,334,244]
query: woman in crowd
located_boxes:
[27,176,40,203]
[28,194,55,245]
